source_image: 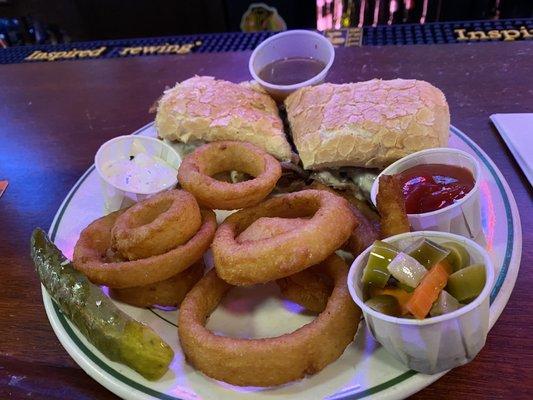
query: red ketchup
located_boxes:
[397,164,475,214]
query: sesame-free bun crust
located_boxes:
[155,76,292,161]
[285,79,450,169]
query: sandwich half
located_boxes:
[156,76,293,161]
[284,78,450,198]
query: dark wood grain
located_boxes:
[0,41,531,400]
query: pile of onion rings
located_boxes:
[70,139,394,387]
[177,141,282,210]
[73,190,216,308]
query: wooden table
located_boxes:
[0,41,531,399]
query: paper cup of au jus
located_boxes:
[370,148,482,239]
[249,30,335,101]
[95,135,180,214]
[347,231,494,374]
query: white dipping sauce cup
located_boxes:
[347,231,494,374]
[95,135,180,213]
[249,30,335,101]
[370,148,482,239]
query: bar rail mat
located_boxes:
[1,18,531,64]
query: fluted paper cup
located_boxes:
[249,30,335,101]
[95,135,180,214]
[347,231,494,374]
[370,148,482,239]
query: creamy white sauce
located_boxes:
[102,142,176,193]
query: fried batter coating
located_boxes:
[307,182,380,256]
[178,255,361,387]
[376,175,410,238]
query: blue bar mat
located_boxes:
[1,19,531,64]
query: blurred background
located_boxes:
[0,0,532,46]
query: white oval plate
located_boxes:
[42,123,522,400]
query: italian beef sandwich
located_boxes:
[284,78,450,197]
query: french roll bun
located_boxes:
[285,79,450,169]
[156,76,292,161]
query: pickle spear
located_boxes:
[30,228,174,380]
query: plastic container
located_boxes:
[95,135,180,213]
[370,148,482,239]
[248,30,335,101]
[347,231,494,374]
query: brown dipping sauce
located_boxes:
[258,57,326,86]
[397,164,475,214]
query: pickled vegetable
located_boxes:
[30,228,174,380]
[398,283,414,293]
[361,241,399,288]
[387,252,427,288]
[365,295,401,317]
[442,241,470,272]
[406,262,450,319]
[405,238,450,269]
[430,290,461,317]
[446,263,486,303]
[369,286,412,315]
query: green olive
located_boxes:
[442,241,471,272]
[446,263,486,302]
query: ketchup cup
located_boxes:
[370,148,482,240]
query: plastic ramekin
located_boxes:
[347,230,494,374]
[370,148,482,239]
[248,30,335,101]
[95,135,180,213]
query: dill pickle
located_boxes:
[30,228,174,380]
[442,241,470,272]
[361,241,399,288]
[446,263,486,303]
[405,238,450,269]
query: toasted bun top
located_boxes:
[155,76,292,161]
[285,79,450,169]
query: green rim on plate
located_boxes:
[47,124,515,400]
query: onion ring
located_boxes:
[236,217,309,243]
[111,190,201,260]
[178,254,361,387]
[234,216,330,312]
[109,259,205,308]
[73,209,216,288]
[212,189,357,285]
[177,141,282,210]
[276,266,333,313]
[307,182,380,256]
